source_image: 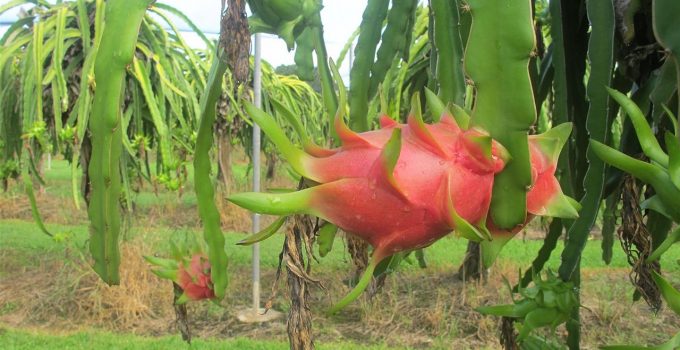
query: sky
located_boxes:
[0,0,365,79]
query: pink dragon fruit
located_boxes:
[177,254,215,301]
[230,97,577,312]
[146,252,216,303]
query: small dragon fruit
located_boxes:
[146,250,216,303]
[177,254,216,301]
[230,91,577,312]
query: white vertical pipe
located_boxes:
[252,33,262,313]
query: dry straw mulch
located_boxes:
[1,239,678,349]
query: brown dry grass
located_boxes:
[0,191,87,225]
[0,242,172,334]
[305,262,680,349]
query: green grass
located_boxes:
[26,159,255,196]
[0,328,399,350]
[3,218,678,274]
[8,159,250,209]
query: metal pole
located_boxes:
[251,33,262,313]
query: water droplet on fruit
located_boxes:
[370,192,377,200]
[271,197,281,204]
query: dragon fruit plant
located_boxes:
[229,65,579,312]
[591,89,680,350]
[476,270,579,342]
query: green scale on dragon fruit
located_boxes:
[229,90,579,313]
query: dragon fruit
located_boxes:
[229,94,577,312]
[146,252,216,303]
[177,254,216,301]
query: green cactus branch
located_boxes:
[349,0,389,132]
[310,20,339,140]
[88,0,154,285]
[465,0,536,229]
[430,0,465,107]
[193,51,230,299]
[557,2,615,346]
[653,0,680,122]
[558,0,615,282]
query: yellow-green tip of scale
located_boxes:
[227,189,314,216]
